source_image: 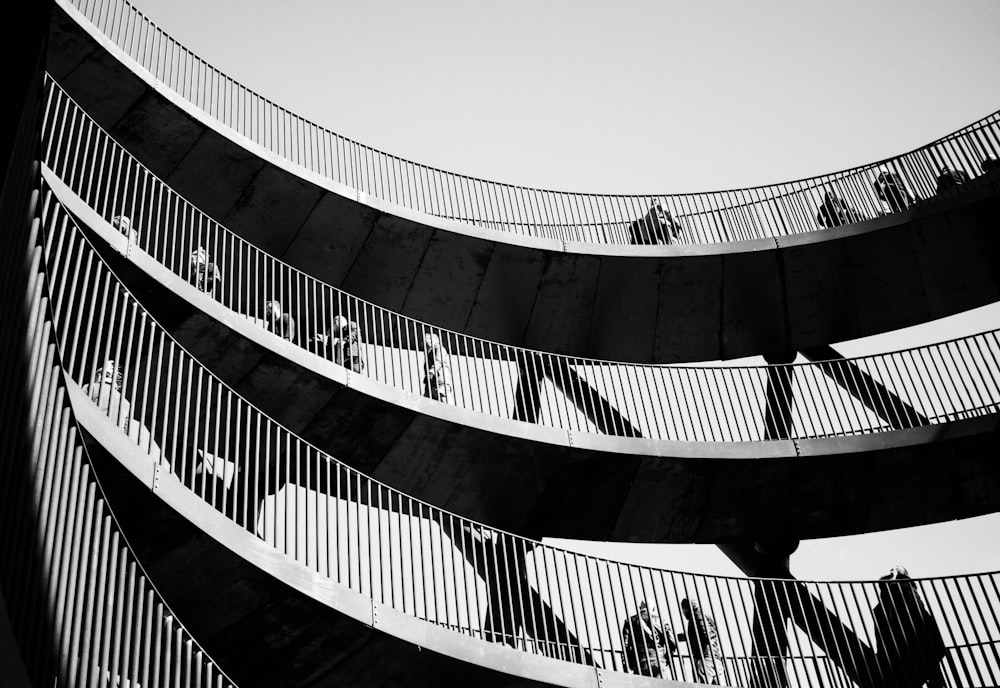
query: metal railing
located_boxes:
[61,0,1000,246]
[42,77,1000,445]
[0,166,235,684]
[40,184,1000,688]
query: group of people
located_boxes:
[629,155,998,242]
[621,598,724,683]
[621,565,947,688]
[108,218,459,405]
[816,157,997,229]
[260,299,454,403]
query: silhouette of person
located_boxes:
[189,246,222,295]
[680,598,725,685]
[871,566,947,688]
[981,157,1000,174]
[873,168,916,213]
[423,333,454,402]
[816,189,864,228]
[621,600,677,677]
[935,165,970,194]
[263,300,296,343]
[630,200,682,244]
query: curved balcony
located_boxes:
[4,178,611,688]
[39,179,1000,544]
[46,4,1000,362]
[50,0,1000,246]
[42,81,1000,453]
[39,183,1000,688]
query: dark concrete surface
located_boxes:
[47,6,1000,364]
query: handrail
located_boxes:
[39,183,1000,688]
[42,77,1000,445]
[60,0,1000,246]
[0,164,236,686]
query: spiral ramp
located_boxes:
[28,177,1000,687]
[3,1,1000,687]
[39,76,1000,544]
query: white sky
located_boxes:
[121,0,1000,578]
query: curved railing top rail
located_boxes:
[42,184,1000,688]
[61,0,1000,246]
[42,76,1000,446]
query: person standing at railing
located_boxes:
[189,246,222,296]
[83,359,161,457]
[935,165,970,194]
[871,566,946,688]
[621,600,677,678]
[679,599,725,685]
[264,300,296,343]
[981,157,1000,174]
[423,332,453,402]
[816,189,865,228]
[84,359,130,434]
[111,214,138,244]
[314,315,364,373]
[629,200,682,245]
[873,168,917,213]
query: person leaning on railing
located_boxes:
[629,200,682,245]
[935,164,970,194]
[263,300,296,343]
[816,188,866,228]
[621,601,678,678]
[189,246,222,295]
[111,214,138,244]
[312,315,364,372]
[83,359,162,457]
[422,332,454,402]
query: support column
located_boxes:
[719,539,798,688]
[762,351,796,440]
[801,344,927,429]
[721,539,880,688]
[512,353,543,424]
[545,358,643,438]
